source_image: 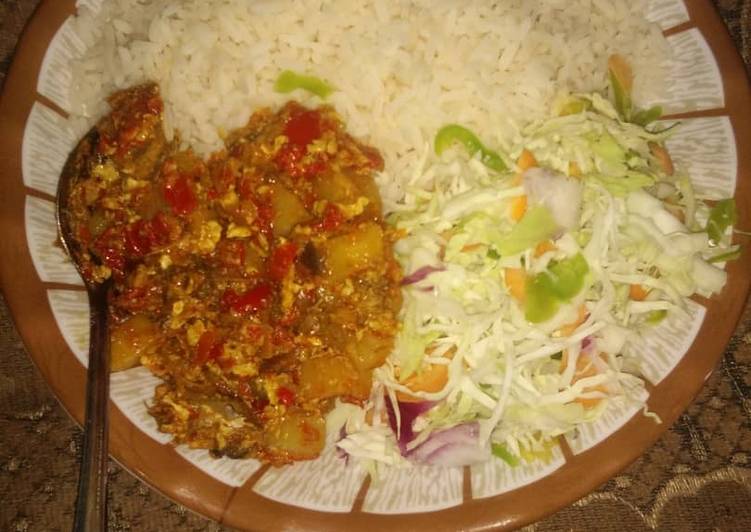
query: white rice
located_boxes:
[69,0,669,206]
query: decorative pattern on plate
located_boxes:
[628,298,707,386]
[175,447,261,488]
[22,103,75,196]
[46,289,88,367]
[645,0,690,30]
[77,0,104,14]
[110,366,172,444]
[25,196,83,286]
[664,116,737,200]
[36,16,84,113]
[361,465,463,514]
[471,446,565,499]
[652,29,724,114]
[565,381,650,455]
[253,435,367,512]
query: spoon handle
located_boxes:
[73,284,111,532]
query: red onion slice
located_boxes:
[401,265,446,286]
[384,396,436,454]
[406,422,489,466]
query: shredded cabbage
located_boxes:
[334,87,737,470]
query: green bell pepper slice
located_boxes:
[274,70,335,99]
[706,198,737,246]
[434,124,507,172]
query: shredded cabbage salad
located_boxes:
[331,57,740,474]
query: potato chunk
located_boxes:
[350,330,395,371]
[314,172,381,219]
[110,314,160,371]
[348,173,382,217]
[271,183,310,236]
[299,356,371,401]
[323,222,384,281]
[264,409,325,460]
[313,172,359,203]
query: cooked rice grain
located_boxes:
[69,0,669,206]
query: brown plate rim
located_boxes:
[1,0,750,530]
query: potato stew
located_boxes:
[63,84,402,464]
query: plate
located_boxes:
[0,0,749,529]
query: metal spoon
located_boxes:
[56,128,112,532]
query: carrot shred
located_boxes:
[558,350,598,378]
[649,142,674,176]
[574,394,606,408]
[504,267,527,303]
[629,283,650,301]
[533,239,557,258]
[510,195,528,221]
[608,54,634,93]
[508,150,536,221]
[516,148,538,172]
[559,348,607,409]
[461,242,485,252]
[396,347,456,402]
[396,364,448,402]
[664,203,686,223]
[555,304,588,337]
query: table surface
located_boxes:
[1,1,751,530]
